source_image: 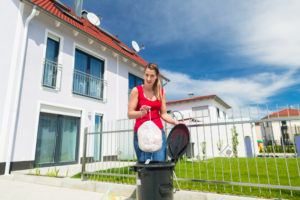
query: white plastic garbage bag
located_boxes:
[137,120,162,152]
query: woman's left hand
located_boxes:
[174,120,185,125]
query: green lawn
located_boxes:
[73,157,300,199]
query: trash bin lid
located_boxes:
[134,161,175,169]
[167,124,190,162]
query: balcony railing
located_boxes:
[42,59,62,90]
[73,70,106,100]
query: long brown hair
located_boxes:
[145,63,163,100]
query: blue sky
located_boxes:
[62,0,300,108]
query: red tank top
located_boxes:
[134,85,163,132]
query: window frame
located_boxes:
[128,73,143,92]
[42,31,63,90]
[73,48,105,100]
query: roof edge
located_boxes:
[167,94,231,109]
[24,1,141,60]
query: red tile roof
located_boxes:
[263,108,300,119]
[27,0,148,67]
[167,95,231,109]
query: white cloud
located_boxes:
[78,0,300,106]
[135,0,250,46]
[147,0,300,107]
[125,0,300,69]
[239,0,300,68]
[79,0,300,70]
[162,69,297,108]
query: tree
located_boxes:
[217,140,223,155]
[201,141,206,160]
[231,126,239,158]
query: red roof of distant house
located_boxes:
[27,0,147,67]
[167,95,231,109]
[263,108,300,119]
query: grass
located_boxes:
[72,157,300,199]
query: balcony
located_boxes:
[42,59,62,90]
[73,70,106,100]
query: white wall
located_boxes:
[9,5,143,163]
[187,120,258,159]
[166,99,258,158]
[167,99,228,123]
[261,120,300,145]
[0,0,23,163]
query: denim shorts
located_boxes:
[134,130,167,162]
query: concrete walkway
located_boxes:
[0,179,108,200]
[0,175,131,200]
[0,174,270,200]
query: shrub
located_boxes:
[231,126,239,158]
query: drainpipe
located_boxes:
[116,55,119,118]
[4,5,39,175]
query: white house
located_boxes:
[0,0,168,174]
[166,95,230,122]
[256,108,300,146]
[166,95,259,159]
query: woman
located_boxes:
[128,63,179,162]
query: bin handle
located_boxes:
[173,170,181,192]
[159,184,172,196]
[137,168,149,178]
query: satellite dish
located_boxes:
[131,41,140,52]
[132,41,145,53]
[87,12,100,26]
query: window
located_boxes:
[73,49,104,99]
[192,106,209,118]
[35,113,80,167]
[129,73,143,91]
[94,114,103,161]
[216,108,220,118]
[43,35,62,89]
[297,126,300,134]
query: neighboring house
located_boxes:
[166,95,230,123]
[0,0,168,174]
[166,95,259,158]
[256,108,300,146]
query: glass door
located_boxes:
[58,116,80,163]
[35,114,57,165]
[94,114,103,161]
[35,113,80,166]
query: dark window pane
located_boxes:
[75,50,88,72]
[58,117,79,163]
[35,113,80,166]
[94,115,103,161]
[46,38,59,62]
[137,78,143,85]
[74,49,104,99]
[129,74,136,89]
[90,58,101,78]
[129,73,143,90]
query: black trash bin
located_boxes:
[133,124,190,200]
[134,162,175,200]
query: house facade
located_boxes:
[0,0,159,174]
[256,108,300,146]
[166,95,259,159]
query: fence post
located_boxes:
[81,127,88,181]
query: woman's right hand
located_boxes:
[140,105,150,117]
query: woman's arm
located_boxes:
[128,87,148,119]
[160,91,179,125]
